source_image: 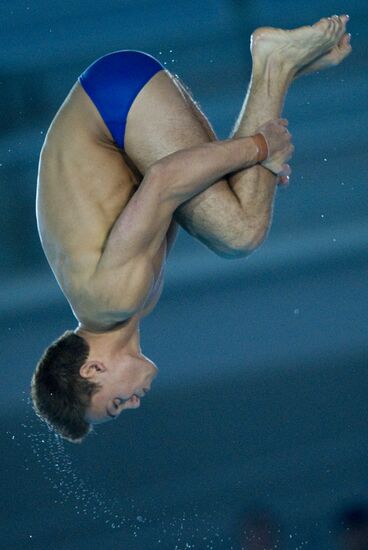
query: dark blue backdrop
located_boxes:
[1,1,367,548]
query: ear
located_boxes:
[79,361,107,379]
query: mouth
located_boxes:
[132,387,150,402]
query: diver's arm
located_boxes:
[88,136,266,314]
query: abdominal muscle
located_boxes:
[36,81,166,327]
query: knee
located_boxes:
[212,224,269,259]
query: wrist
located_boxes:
[252,133,269,162]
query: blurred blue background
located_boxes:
[1,1,368,548]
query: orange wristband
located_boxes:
[252,133,269,162]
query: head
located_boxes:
[31,330,158,443]
[31,331,98,443]
[79,339,158,425]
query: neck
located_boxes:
[75,316,141,356]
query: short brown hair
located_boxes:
[31,330,101,443]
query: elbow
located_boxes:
[145,160,181,204]
[146,160,165,180]
[144,162,166,191]
[148,157,181,185]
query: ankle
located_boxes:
[252,56,296,85]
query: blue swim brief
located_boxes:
[78,50,164,149]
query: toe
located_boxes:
[331,15,342,38]
[337,15,348,39]
[313,17,330,31]
[340,14,350,24]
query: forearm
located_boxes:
[153,135,266,206]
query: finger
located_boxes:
[284,145,294,162]
[341,32,352,50]
[281,130,292,145]
[344,32,352,46]
[338,33,349,47]
[346,33,352,53]
[278,175,290,187]
[280,163,291,177]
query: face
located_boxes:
[83,354,158,424]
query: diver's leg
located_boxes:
[228,15,351,202]
[124,16,350,257]
[125,69,258,257]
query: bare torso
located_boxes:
[37,81,171,330]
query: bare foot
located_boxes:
[296,32,352,77]
[251,15,349,73]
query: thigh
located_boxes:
[124,70,242,251]
[125,70,217,169]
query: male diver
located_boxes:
[31,16,351,442]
